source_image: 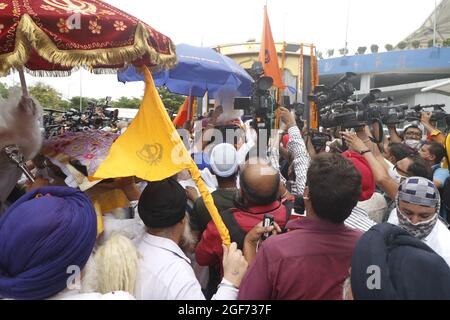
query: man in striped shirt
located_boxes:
[270,108,376,232]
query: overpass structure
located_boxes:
[318,47,450,110]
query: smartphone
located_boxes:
[262,213,274,240]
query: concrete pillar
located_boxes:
[360,74,374,93]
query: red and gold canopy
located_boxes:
[0,0,177,76]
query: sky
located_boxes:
[0,0,439,100]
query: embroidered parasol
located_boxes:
[0,0,177,94]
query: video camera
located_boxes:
[309,72,378,128]
[42,97,119,138]
[234,62,274,146]
[366,98,409,126]
[315,88,381,129]
[310,72,356,108]
[404,104,448,122]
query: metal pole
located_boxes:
[344,0,350,55]
[18,69,29,96]
[79,70,82,112]
[433,0,437,47]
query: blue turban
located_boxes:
[0,187,97,300]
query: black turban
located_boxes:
[351,223,450,300]
[138,178,187,228]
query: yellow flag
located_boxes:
[92,66,230,245]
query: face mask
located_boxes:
[396,209,438,240]
[388,166,406,184]
[404,139,421,150]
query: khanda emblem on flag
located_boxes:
[264,49,271,64]
[137,143,163,165]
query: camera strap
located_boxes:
[369,119,384,144]
[219,209,246,250]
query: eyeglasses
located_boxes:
[404,132,422,138]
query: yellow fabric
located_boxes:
[92,200,105,236]
[443,133,450,169]
[88,188,130,215]
[92,66,230,246]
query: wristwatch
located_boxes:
[359,149,371,155]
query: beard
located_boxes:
[179,215,197,255]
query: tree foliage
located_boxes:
[112,96,142,109]
[29,82,68,110]
[397,41,407,50]
[411,40,421,49]
[5,81,185,114]
[158,87,186,112]
[0,82,8,99]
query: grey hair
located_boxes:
[94,233,140,295]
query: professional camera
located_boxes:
[42,97,119,138]
[233,62,274,147]
[367,97,409,126]
[404,104,447,122]
[317,89,381,128]
[309,130,331,152]
[309,72,356,108]
[309,72,380,128]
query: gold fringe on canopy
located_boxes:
[0,14,177,77]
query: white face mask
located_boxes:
[388,166,406,184]
[404,139,421,150]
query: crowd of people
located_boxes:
[1,92,450,300]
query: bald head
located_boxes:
[240,157,280,206]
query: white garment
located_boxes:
[345,206,376,232]
[134,233,238,300]
[101,213,146,246]
[357,192,388,224]
[388,209,450,267]
[52,290,135,300]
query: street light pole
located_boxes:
[344,0,351,55]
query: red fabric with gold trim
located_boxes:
[0,0,176,74]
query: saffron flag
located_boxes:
[258,5,285,89]
[92,66,230,245]
[173,96,197,128]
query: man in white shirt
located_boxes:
[134,178,248,300]
[387,176,450,267]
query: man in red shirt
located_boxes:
[238,152,363,300]
[195,158,293,283]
